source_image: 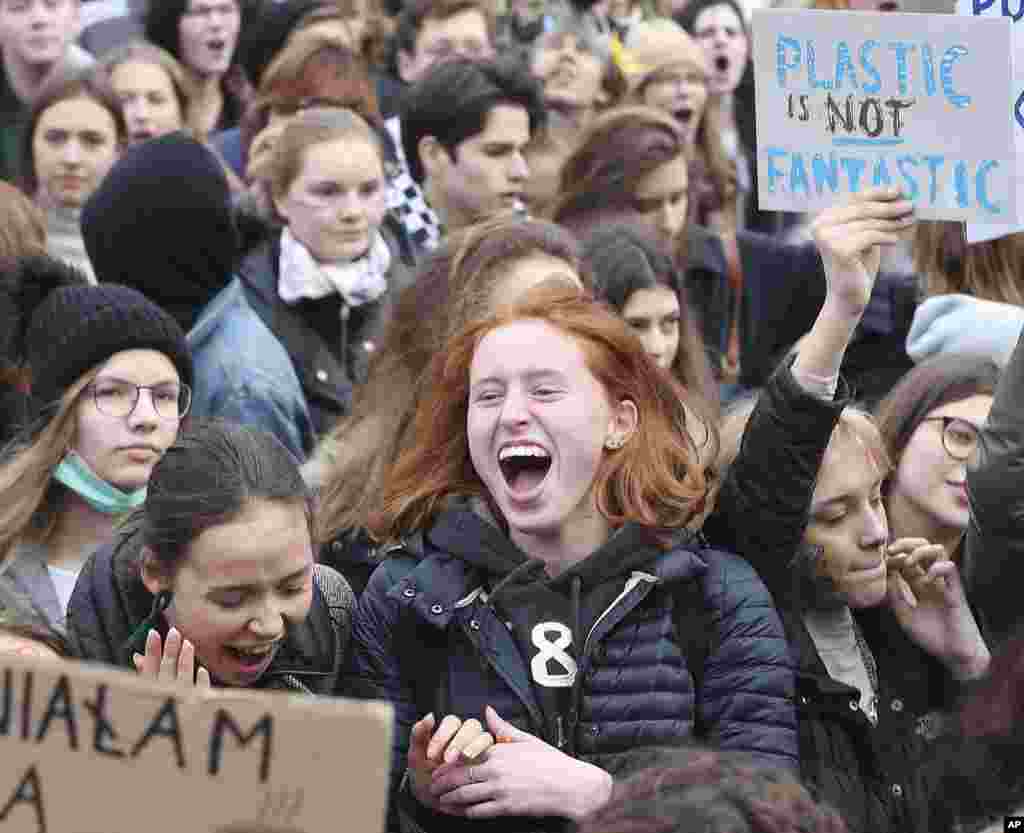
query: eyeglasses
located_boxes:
[89,380,192,420]
[183,1,239,21]
[921,416,980,462]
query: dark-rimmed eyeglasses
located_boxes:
[921,416,980,462]
[88,380,192,421]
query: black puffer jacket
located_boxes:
[705,364,955,833]
[67,527,355,695]
[347,506,797,833]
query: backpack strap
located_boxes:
[672,569,716,741]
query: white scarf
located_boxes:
[277,226,391,307]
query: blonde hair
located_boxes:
[913,221,1024,307]
[0,368,98,564]
[266,106,382,201]
[101,41,199,133]
[715,397,890,515]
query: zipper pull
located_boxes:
[556,715,566,750]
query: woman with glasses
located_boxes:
[875,354,999,564]
[0,267,192,632]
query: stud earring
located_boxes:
[605,436,624,450]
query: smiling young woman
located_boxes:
[351,283,797,833]
[67,420,355,693]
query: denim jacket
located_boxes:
[188,279,314,460]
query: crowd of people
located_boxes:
[1,0,1024,830]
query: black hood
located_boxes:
[425,500,671,593]
[81,132,238,333]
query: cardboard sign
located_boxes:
[751,9,1016,221]
[958,0,1024,241]
[0,653,393,833]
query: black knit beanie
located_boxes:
[25,284,193,415]
[81,131,238,333]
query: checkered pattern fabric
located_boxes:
[385,116,441,254]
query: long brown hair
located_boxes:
[913,221,1024,307]
[0,369,98,564]
[367,284,712,544]
[313,216,586,543]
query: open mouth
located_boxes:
[226,643,277,670]
[206,38,227,54]
[498,444,552,496]
[674,107,694,125]
[714,55,730,73]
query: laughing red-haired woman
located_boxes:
[347,284,797,833]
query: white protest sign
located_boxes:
[0,654,393,833]
[751,9,1016,221]
[958,0,1024,241]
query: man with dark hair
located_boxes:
[401,56,544,237]
[379,0,495,254]
[0,0,92,182]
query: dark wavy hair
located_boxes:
[582,223,719,420]
[578,745,848,833]
[875,353,999,479]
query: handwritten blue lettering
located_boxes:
[777,36,801,87]
[940,46,971,108]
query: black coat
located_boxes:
[237,221,413,440]
[684,227,916,402]
[704,364,955,833]
[67,527,355,695]
[967,327,1024,644]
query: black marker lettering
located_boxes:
[84,684,124,758]
[131,698,185,769]
[0,765,46,833]
[35,675,78,750]
[209,711,274,783]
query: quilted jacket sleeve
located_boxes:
[699,549,799,773]
[342,557,423,827]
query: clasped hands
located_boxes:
[408,706,613,822]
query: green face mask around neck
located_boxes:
[53,451,148,515]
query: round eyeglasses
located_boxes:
[921,416,980,462]
[89,380,192,420]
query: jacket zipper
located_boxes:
[566,573,660,754]
[460,619,548,740]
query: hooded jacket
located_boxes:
[346,504,798,833]
[67,526,355,695]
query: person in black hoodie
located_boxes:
[347,284,797,833]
